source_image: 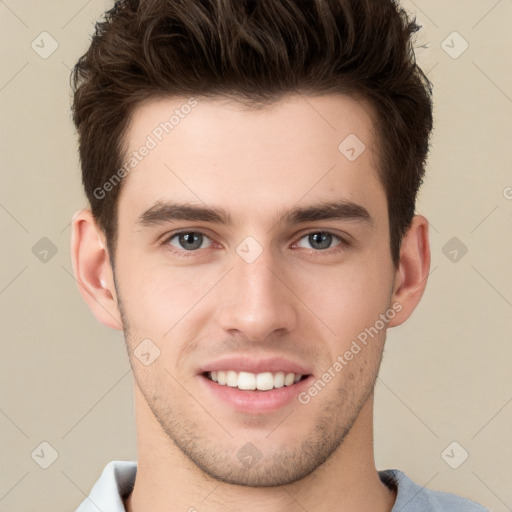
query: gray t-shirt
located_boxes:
[75,460,488,511]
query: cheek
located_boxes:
[116,260,217,334]
[300,259,393,342]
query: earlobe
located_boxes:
[388,215,431,328]
[70,208,123,330]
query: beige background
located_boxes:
[1,0,511,510]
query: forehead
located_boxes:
[117,93,385,226]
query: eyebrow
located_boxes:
[136,199,372,228]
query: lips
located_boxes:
[197,356,312,376]
[196,356,314,413]
[199,370,314,414]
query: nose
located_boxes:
[216,247,298,342]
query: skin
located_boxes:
[71,94,430,512]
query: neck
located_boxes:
[124,386,396,512]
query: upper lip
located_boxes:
[198,356,312,376]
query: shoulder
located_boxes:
[379,469,489,512]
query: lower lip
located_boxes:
[199,374,314,414]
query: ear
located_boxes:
[388,215,431,327]
[70,208,123,330]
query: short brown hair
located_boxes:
[71,0,433,266]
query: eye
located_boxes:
[161,229,348,256]
[166,231,212,251]
[295,231,344,251]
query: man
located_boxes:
[70,0,487,510]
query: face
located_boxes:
[112,94,398,486]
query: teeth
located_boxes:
[284,372,295,386]
[208,370,304,391]
[226,370,238,387]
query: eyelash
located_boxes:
[160,229,351,257]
